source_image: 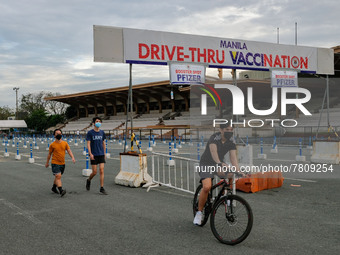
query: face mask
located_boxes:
[55,134,62,140]
[223,131,233,140]
[95,122,101,128]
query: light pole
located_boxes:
[13,87,19,119]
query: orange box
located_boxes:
[236,171,284,193]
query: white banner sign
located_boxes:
[169,63,205,85]
[271,70,298,87]
[93,26,334,75]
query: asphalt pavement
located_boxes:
[0,140,339,255]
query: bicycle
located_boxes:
[193,174,253,245]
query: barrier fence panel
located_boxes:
[151,152,237,196]
[151,152,199,194]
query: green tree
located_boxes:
[25,109,48,132]
[0,106,14,120]
[20,91,68,116]
[20,92,46,115]
[48,114,65,127]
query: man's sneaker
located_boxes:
[60,190,66,197]
[86,179,91,191]
[193,211,203,226]
[51,186,59,194]
[100,187,108,195]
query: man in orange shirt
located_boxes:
[45,129,75,197]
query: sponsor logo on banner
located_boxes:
[271,70,298,87]
[170,63,206,85]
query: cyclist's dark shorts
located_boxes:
[196,164,215,180]
[51,164,65,175]
[91,155,106,165]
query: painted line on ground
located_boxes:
[0,198,42,224]
[284,178,317,183]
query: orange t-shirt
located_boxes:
[49,140,70,165]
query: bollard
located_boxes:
[34,138,39,150]
[118,136,122,146]
[296,138,306,161]
[28,143,35,163]
[82,139,87,155]
[246,135,249,146]
[189,134,193,146]
[82,148,92,176]
[201,136,204,148]
[178,136,182,148]
[74,137,78,146]
[15,142,21,160]
[257,137,267,159]
[171,135,174,146]
[162,136,166,144]
[23,138,27,148]
[12,139,15,147]
[152,135,156,147]
[147,136,153,152]
[105,139,111,158]
[167,142,175,166]
[181,135,185,145]
[307,136,313,150]
[173,136,178,153]
[46,139,50,151]
[4,141,9,157]
[124,135,129,150]
[197,143,200,160]
[270,136,278,153]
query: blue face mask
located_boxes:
[95,122,101,128]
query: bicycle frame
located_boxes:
[210,179,232,208]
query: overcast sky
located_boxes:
[1,0,339,109]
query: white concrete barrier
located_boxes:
[311,141,340,164]
[115,153,152,187]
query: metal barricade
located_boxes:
[151,152,199,194]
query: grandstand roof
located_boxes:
[45,80,174,104]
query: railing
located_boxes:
[151,152,199,194]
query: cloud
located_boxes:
[0,0,339,109]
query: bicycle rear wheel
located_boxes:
[210,195,253,245]
[193,184,212,226]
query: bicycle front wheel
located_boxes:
[210,195,253,245]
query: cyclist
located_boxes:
[193,123,243,225]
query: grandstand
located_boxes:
[44,75,340,137]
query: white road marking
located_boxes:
[0,199,42,224]
[284,178,317,183]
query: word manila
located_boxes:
[138,42,309,69]
[202,84,312,127]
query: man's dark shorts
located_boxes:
[91,155,106,165]
[51,164,65,175]
[197,164,215,180]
